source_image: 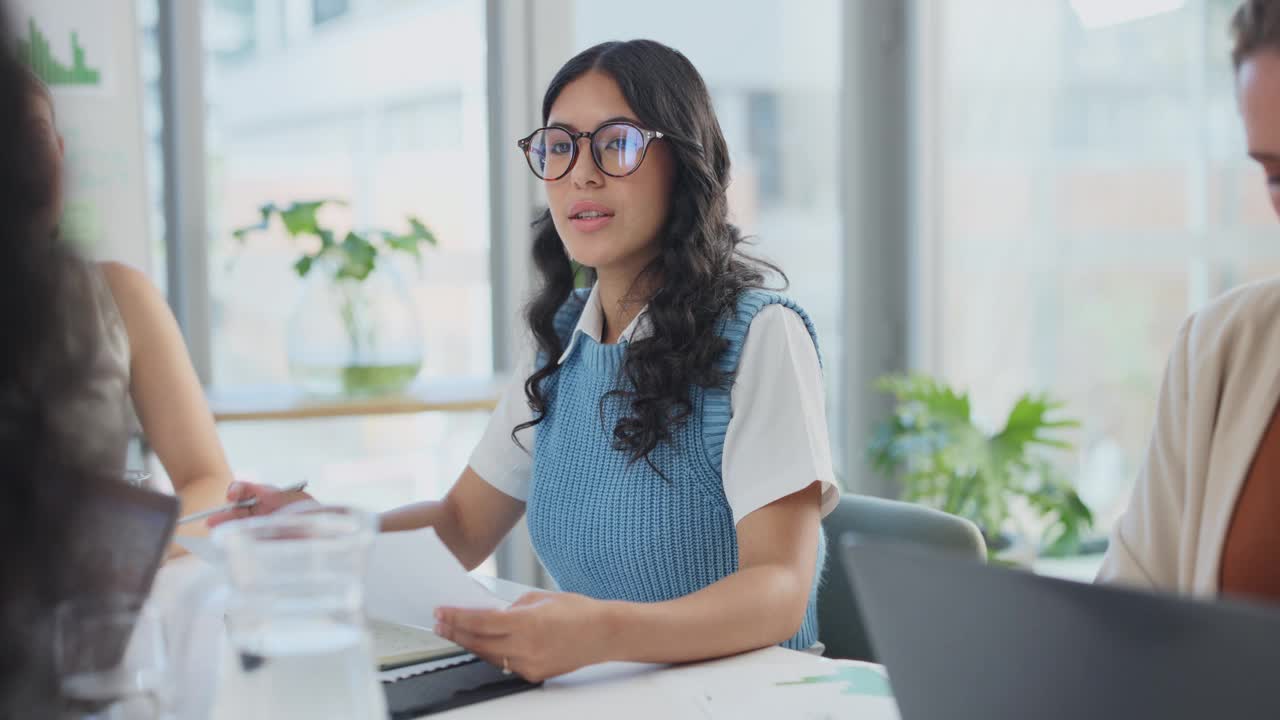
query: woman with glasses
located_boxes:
[1099,0,1280,604]
[213,39,838,681]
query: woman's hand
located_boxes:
[434,591,617,682]
[205,480,318,527]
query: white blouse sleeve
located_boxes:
[467,355,537,502]
[721,305,841,526]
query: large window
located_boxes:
[572,0,847,472]
[138,1,846,577]
[193,0,490,517]
[205,0,491,387]
[142,0,1280,560]
[916,0,1276,535]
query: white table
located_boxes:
[153,558,901,720]
[429,646,898,720]
[452,576,900,719]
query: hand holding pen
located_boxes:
[198,480,315,527]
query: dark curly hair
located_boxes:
[0,7,124,710]
[515,40,785,473]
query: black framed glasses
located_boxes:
[517,121,701,181]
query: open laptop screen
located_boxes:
[59,480,179,666]
[843,540,1280,720]
[65,480,178,598]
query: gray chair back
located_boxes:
[818,493,986,660]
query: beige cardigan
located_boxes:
[1098,276,1280,596]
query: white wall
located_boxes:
[12,0,152,274]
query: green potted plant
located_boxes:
[233,200,438,397]
[868,373,1094,559]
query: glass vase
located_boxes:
[285,261,423,397]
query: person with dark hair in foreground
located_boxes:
[0,7,132,713]
[21,60,233,559]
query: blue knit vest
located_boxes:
[526,289,827,650]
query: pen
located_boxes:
[177,480,310,525]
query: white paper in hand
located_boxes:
[365,528,507,630]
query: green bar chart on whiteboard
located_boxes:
[8,0,153,273]
[18,18,102,87]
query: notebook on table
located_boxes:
[369,618,467,670]
[371,618,540,717]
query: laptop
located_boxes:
[842,540,1280,720]
[60,479,180,667]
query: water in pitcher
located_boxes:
[212,508,386,720]
[221,618,384,720]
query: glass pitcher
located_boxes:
[211,508,386,720]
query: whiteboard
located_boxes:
[11,0,152,275]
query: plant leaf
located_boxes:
[874,374,972,426]
[293,255,314,277]
[1024,465,1095,558]
[385,234,423,259]
[382,217,439,270]
[231,203,277,242]
[279,201,327,237]
[408,217,438,245]
[870,373,1090,546]
[991,394,1079,471]
[335,232,377,281]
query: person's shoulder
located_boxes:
[1211,271,1280,308]
[722,291,822,366]
[97,260,152,293]
[746,302,804,332]
[1183,275,1280,370]
[734,291,816,338]
[729,289,802,318]
[95,262,173,346]
[97,261,164,309]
